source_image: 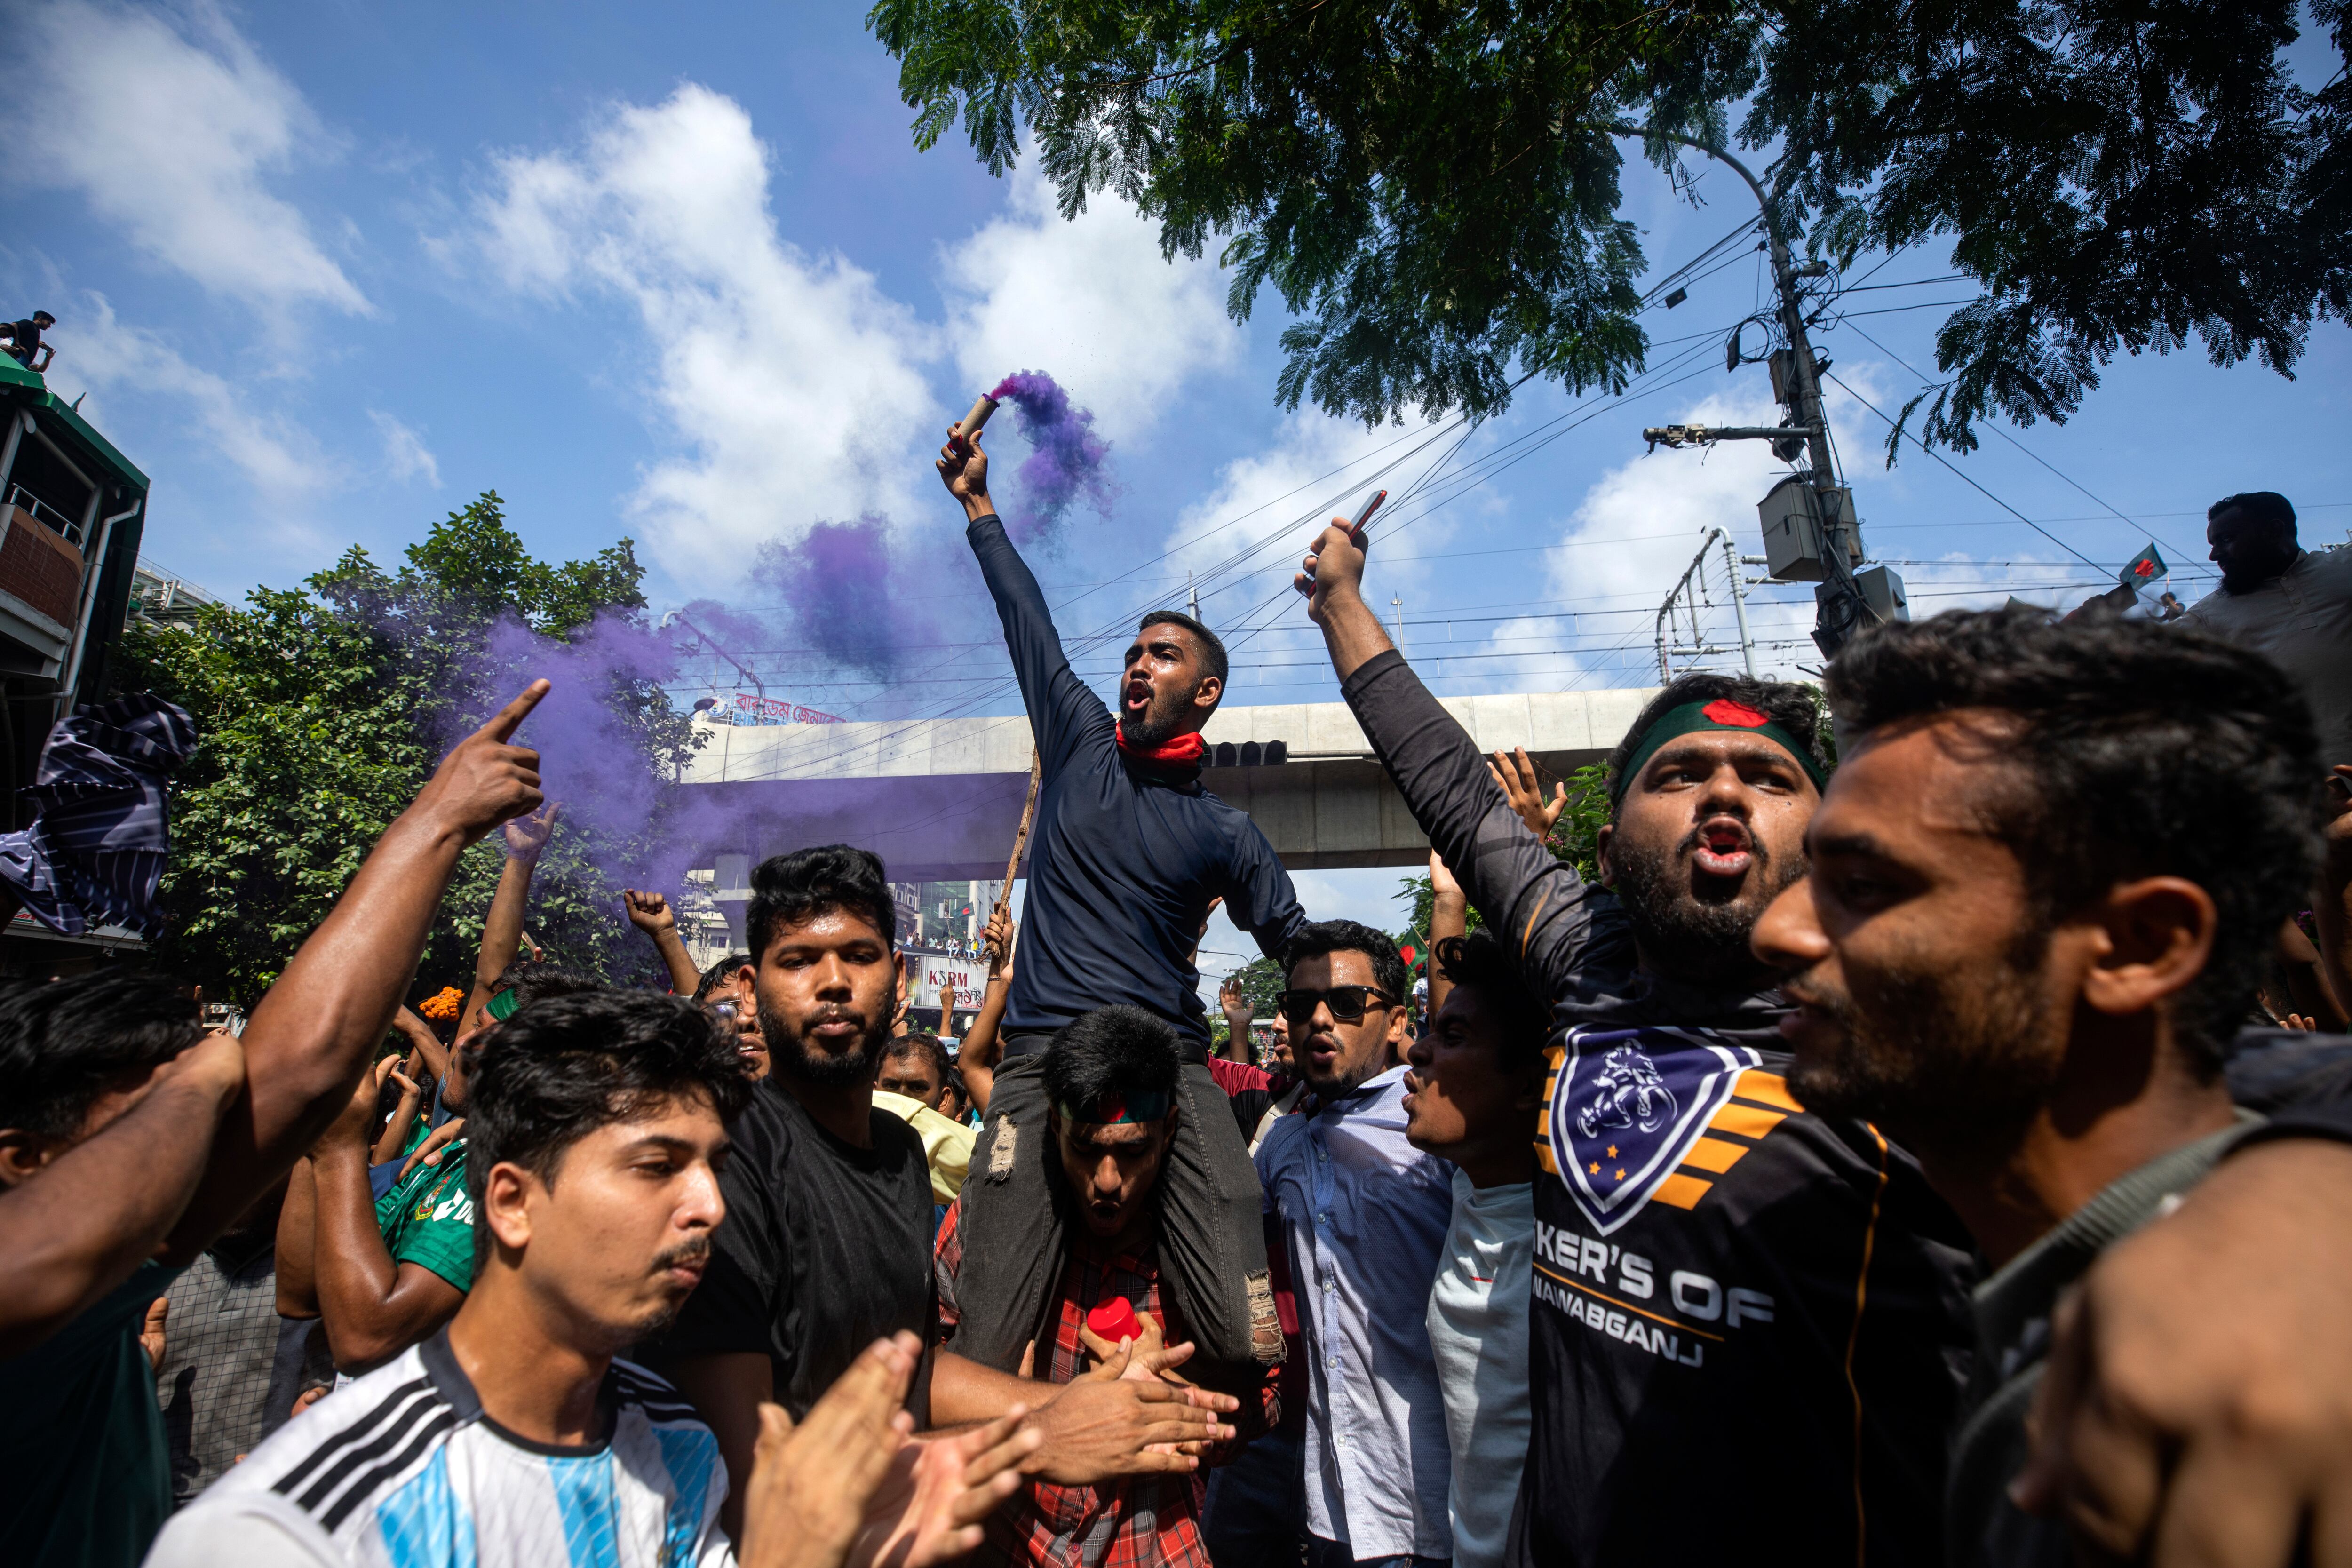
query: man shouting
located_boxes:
[936,428,1297,1389]
[1294,523,1974,1567]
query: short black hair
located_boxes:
[0,971,203,1140]
[1042,1005,1183,1122]
[693,954,751,1003]
[1607,672,1831,818]
[1139,611,1228,702]
[746,845,896,959]
[1433,932,1552,1073]
[1284,919,1411,1006]
[31,311,53,326]
[1826,605,2321,1069]
[882,1030,951,1084]
[464,990,753,1265]
[2209,491,2297,535]
[489,961,604,1016]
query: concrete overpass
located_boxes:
[678,687,1662,930]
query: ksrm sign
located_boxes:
[904,951,989,1014]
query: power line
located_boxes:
[1836,318,2216,580]
[1822,371,2110,573]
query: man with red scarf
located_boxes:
[935,428,1299,1401]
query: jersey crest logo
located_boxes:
[1548,1026,1760,1234]
[1574,1044,1680,1140]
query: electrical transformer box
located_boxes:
[1758,477,1859,581]
[1854,564,1908,622]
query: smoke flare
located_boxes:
[987,370,1117,543]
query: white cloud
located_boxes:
[1464,367,2065,688]
[1481,387,1832,688]
[1159,407,1464,632]
[1,0,368,322]
[42,293,334,515]
[371,411,440,487]
[459,84,938,573]
[938,169,1240,443]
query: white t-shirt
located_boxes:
[2177,544,2352,765]
[146,1329,732,1568]
[1425,1172,1534,1568]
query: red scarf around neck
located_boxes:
[1115,723,1207,767]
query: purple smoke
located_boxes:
[483,612,680,868]
[752,513,906,679]
[988,370,1117,544]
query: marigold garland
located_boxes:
[417,986,465,1021]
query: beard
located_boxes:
[1120,700,1185,752]
[758,999,888,1088]
[1610,823,1803,983]
[1120,685,1194,748]
[1783,925,2063,1150]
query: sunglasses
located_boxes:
[1279,986,1398,1024]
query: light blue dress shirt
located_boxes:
[1255,1064,1456,1560]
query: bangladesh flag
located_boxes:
[2119,543,2167,589]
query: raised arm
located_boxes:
[0,1029,246,1355]
[367,1054,426,1166]
[1425,849,1469,1019]
[957,908,1014,1117]
[624,889,705,995]
[938,428,1102,774]
[462,801,559,1025]
[160,683,548,1258]
[1297,525,1628,1001]
[274,1156,319,1319]
[308,1064,465,1372]
[389,1006,449,1089]
[1217,978,1254,1063]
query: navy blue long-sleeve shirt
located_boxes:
[968,512,1303,1046]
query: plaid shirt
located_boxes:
[935,1197,1281,1568]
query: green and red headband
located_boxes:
[1053,1091,1173,1126]
[1610,697,1830,804]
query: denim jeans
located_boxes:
[948,1052,1282,1382]
[1203,1425,1307,1568]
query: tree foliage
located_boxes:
[869,0,2348,451]
[119,494,689,1003]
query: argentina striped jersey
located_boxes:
[146,1328,731,1568]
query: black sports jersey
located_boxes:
[1341,650,1976,1568]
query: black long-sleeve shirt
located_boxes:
[969,513,1303,1047]
[1339,647,1977,1568]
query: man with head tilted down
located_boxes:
[934,427,1299,1392]
[1291,522,1975,1566]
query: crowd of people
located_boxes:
[0,430,2346,1568]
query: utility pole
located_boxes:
[1654,527,1756,680]
[1623,127,1880,658]
[660,611,765,708]
[1720,529,1757,677]
[1188,573,1201,623]
[1391,592,1406,659]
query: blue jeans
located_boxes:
[1203,1425,1306,1568]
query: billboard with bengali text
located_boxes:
[729,692,843,725]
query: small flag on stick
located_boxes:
[2119,543,2167,589]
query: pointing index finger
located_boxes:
[476,680,552,745]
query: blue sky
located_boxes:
[6,0,2348,947]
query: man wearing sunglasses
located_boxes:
[1293,525,1975,1568]
[1250,920,1457,1568]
